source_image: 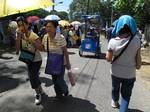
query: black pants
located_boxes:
[52,66,68,96]
[27,61,42,89]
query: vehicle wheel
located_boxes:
[79,50,83,57]
[95,53,99,58]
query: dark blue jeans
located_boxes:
[27,61,42,89]
[52,66,68,96]
[111,75,136,112]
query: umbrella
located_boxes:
[27,16,40,23]
[71,21,81,26]
[45,15,61,21]
[0,0,54,18]
[59,20,70,27]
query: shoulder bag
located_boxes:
[45,37,64,75]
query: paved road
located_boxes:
[0,38,150,112]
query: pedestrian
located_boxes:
[15,16,44,105]
[106,25,114,42]
[106,15,142,112]
[42,20,71,99]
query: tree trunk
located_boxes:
[144,24,150,43]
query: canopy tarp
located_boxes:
[0,0,54,17]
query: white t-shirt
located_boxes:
[108,34,141,79]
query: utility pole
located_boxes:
[110,5,113,25]
[52,0,63,11]
[85,0,90,34]
[52,0,55,11]
[86,0,90,15]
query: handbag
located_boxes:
[19,49,35,64]
[45,37,64,75]
[19,39,35,64]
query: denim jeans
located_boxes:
[52,66,68,96]
[27,61,42,89]
[111,75,136,112]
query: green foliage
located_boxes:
[114,0,150,27]
[69,0,87,20]
[25,9,69,20]
[57,11,69,20]
[25,8,49,18]
[114,0,137,15]
[69,0,149,27]
[69,0,112,21]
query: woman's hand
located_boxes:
[33,38,45,51]
[16,29,24,40]
[66,62,71,70]
[106,50,113,62]
[62,46,71,70]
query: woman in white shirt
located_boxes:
[106,15,141,112]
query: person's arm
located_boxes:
[106,39,114,62]
[15,31,22,54]
[106,50,113,62]
[33,38,45,51]
[31,33,45,51]
[62,46,71,70]
[135,48,142,69]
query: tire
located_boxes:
[79,50,83,57]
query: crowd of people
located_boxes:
[0,14,142,112]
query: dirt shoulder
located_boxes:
[137,47,150,90]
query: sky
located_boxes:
[46,0,73,12]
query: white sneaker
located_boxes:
[111,100,119,108]
[35,94,41,105]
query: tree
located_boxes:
[57,11,69,20]
[69,0,87,21]
[69,0,119,25]
[25,8,49,18]
[69,0,150,27]
[114,0,136,16]
[114,0,150,26]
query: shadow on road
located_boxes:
[41,95,99,112]
[40,77,53,87]
[0,63,27,93]
[0,76,19,93]
[76,73,96,85]
[99,53,106,59]
[142,61,150,65]
[128,108,144,112]
[0,63,27,75]
[82,53,106,60]
[0,45,15,60]
[68,51,76,55]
